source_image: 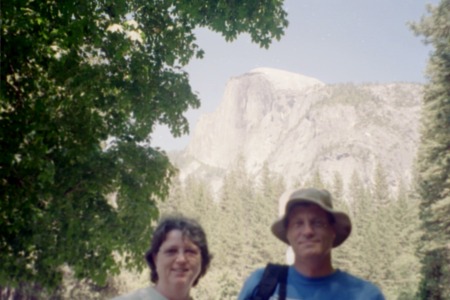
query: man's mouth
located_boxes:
[300,240,318,246]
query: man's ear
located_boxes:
[331,226,337,241]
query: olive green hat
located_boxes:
[271,188,352,247]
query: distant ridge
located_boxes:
[176,68,422,194]
[247,68,324,91]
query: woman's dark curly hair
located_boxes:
[144,215,212,287]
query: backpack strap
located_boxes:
[277,263,288,300]
[251,263,289,300]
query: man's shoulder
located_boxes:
[336,270,376,284]
[237,266,273,300]
[335,270,385,297]
[248,264,289,283]
[244,266,266,287]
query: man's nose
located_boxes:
[302,223,315,235]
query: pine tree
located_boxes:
[387,179,422,298]
[348,170,373,233]
[303,169,326,189]
[255,162,286,265]
[158,176,185,214]
[214,155,255,296]
[345,171,375,281]
[372,162,392,208]
[330,172,354,272]
[331,172,345,209]
[411,1,450,298]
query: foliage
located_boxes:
[411,0,450,298]
[0,0,288,295]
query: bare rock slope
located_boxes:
[180,68,422,189]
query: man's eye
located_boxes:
[295,221,304,227]
[312,220,326,228]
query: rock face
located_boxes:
[181,67,423,190]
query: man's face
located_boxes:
[286,203,336,261]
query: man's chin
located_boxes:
[298,241,319,248]
[295,246,322,257]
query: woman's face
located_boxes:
[153,229,202,290]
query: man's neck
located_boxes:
[294,256,335,278]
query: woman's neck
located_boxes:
[155,283,191,300]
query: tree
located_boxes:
[411,1,450,298]
[218,155,254,275]
[303,168,326,189]
[387,179,422,298]
[0,0,288,295]
[330,172,354,272]
[331,171,345,208]
[254,162,286,265]
[345,171,374,280]
[372,162,392,208]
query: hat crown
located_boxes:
[272,187,352,247]
[288,188,333,210]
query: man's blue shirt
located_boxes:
[238,266,385,300]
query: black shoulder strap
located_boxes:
[251,263,289,300]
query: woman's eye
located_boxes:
[186,249,198,255]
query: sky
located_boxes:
[152,0,437,151]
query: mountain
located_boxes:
[175,67,423,193]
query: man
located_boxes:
[238,187,385,300]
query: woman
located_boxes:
[113,215,212,300]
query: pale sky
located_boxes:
[152,0,437,151]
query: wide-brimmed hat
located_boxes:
[271,188,352,247]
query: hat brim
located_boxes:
[271,199,352,247]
